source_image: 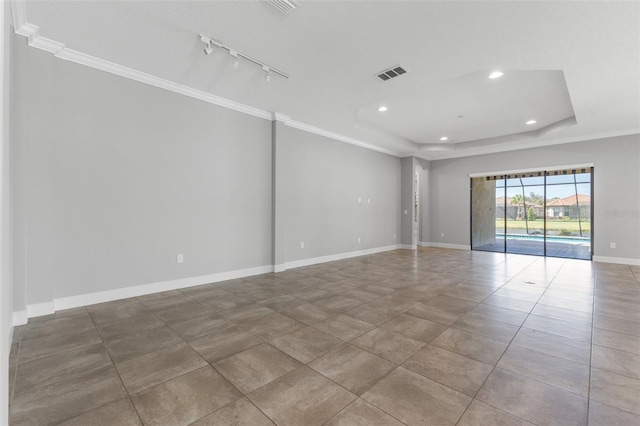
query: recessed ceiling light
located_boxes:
[378,106,388,112]
[440,136,448,141]
[526,120,537,125]
[489,71,504,79]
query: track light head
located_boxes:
[230,50,239,68]
[263,65,271,82]
[203,43,214,55]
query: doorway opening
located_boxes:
[471,167,593,260]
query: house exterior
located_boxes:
[496,197,544,219]
[547,194,591,219]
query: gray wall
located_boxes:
[12,40,273,306]
[400,157,414,245]
[277,123,401,262]
[1,4,12,424]
[429,134,640,260]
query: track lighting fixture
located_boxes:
[199,33,289,81]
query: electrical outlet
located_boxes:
[177,254,184,264]
[610,242,616,249]
[358,197,362,204]
[300,241,304,249]
[404,210,408,215]
[367,198,371,204]
[441,233,445,237]
[358,237,361,244]
[394,233,396,239]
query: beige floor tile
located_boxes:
[440,283,497,302]
[593,314,640,337]
[21,313,96,341]
[482,295,535,313]
[132,366,241,426]
[214,344,301,394]
[312,314,375,342]
[95,313,164,341]
[314,295,362,312]
[18,328,103,363]
[248,366,357,426]
[191,398,274,426]
[137,290,192,311]
[87,300,151,325]
[198,293,252,311]
[404,345,493,397]
[10,366,127,426]
[468,304,528,326]
[362,367,471,425]
[116,343,207,394]
[169,313,231,340]
[587,400,640,426]
[592,328,640,355]
[351,327,425,364]
[280,303,335,325]
[14,343,112,397]
[511,327,591,365]
[241,312,305,341]
[309,344,395,395]
[497,345,590,396]
[58,398,141,426]
[271,326,343,363]
[522,314,592,342]
[476,368,588,425]
[221,305,276,323]
[589,368,640,415]
[104,326,183,363]
[407,296,477,325]
[431,327,508,365]
[592,345,640,379]
[530,303,593,325]
[26,307,87,324]
[189,326,263,363]
[453,315,519,343]
[324,398,404,426]
[457,399,534,426]
[346,305,402,325]
[152,301,213,324]
[381,313,447,343]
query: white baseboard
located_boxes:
[592,256,640,266]
[422,242,471,250]
[12,310,27,327]
[284,245,401,270]
[273,264,286,273]
[27,301,55,318]
[398,244,417,250]
[14,264,274,321]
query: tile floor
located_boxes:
[8,247,640,425]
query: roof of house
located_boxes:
[547,194,591,206]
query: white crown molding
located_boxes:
[592,255,640,266]
[422,128,640,161]
[283,119,400,157]
[11,18,403,158]
[284,244,401,270]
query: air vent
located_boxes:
[376,66,408,82]
[268,0,299,15]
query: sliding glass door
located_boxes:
[471,167,592,260]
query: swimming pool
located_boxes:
[496,234,590,244]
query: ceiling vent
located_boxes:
[376,66,408,82]
[268,0,299,15]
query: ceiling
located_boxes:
[14,1,640,160]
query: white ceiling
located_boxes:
[15,0,640,160]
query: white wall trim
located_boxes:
[273,264,286,273]
[398,244,417,250]
[27,301,55,318]
[12,311,27,327]
[282,118,400,157]
[284,245,401,270]
[592,256,640,266]
[10,19,403,159]
[423,242,471,250]
[54,264,274,311]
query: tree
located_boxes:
[510,194,524,219]
[528,207,536,221]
